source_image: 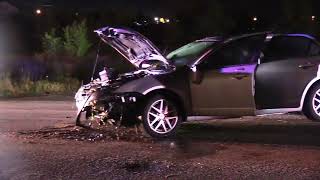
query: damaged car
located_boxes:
[75,26,320,138]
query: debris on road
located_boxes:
[17,124,153,143]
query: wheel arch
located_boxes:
[301,77,320,109]
[143,89,187,121]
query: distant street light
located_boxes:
[35,9,42,15]
[154,16,171,24]
[159,17,165,23]
[253,16,258,22]
[312,16,316,21]
[154,17,159,24]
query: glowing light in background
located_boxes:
[154,16,171,24]
[35,9,42,15]
[159,17,165,23]
[253,16,258,22]
[312,16,316,21]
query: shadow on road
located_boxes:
[178,121,320,146]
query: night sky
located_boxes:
[6,0,320,16]
[2,0,319,29]
[2,0,320,55]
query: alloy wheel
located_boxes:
[312,89,320,116]
[147,99,178,134]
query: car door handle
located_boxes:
[232,74,248,80]
[298,63,316,69]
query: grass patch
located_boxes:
[0,76,80,97]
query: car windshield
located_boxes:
[166,41,216,66]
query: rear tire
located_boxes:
[142,95,182,138]
[303,83,320,121]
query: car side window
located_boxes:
[309,42,320,56]
[263,36,313,62]
[199,35,265,70]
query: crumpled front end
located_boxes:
[74,69,146,126]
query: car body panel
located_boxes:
[114,75,164,95]
[188,33,267,116]
[114,67,192,114]
[94,26,169,68]
[254,33,320,110]
[190,64,256,116]
[255,57,319,109]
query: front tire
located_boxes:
[76,108,97,128]
[142,95,182,138]
[303,83,320,121]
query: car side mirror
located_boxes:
[258,52,264,64]
[191,66,203,84]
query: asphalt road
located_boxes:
[1,96,320,180]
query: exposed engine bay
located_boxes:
[75,68,143,126]
[74,63,173,127]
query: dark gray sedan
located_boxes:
[75,27,320,138]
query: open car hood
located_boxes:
[95,26,169,68]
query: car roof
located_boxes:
[197,32,271,43]
[196,36,224,42]
[273,33,316,40]
[198,32,317,43]
[225,31,271,42]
